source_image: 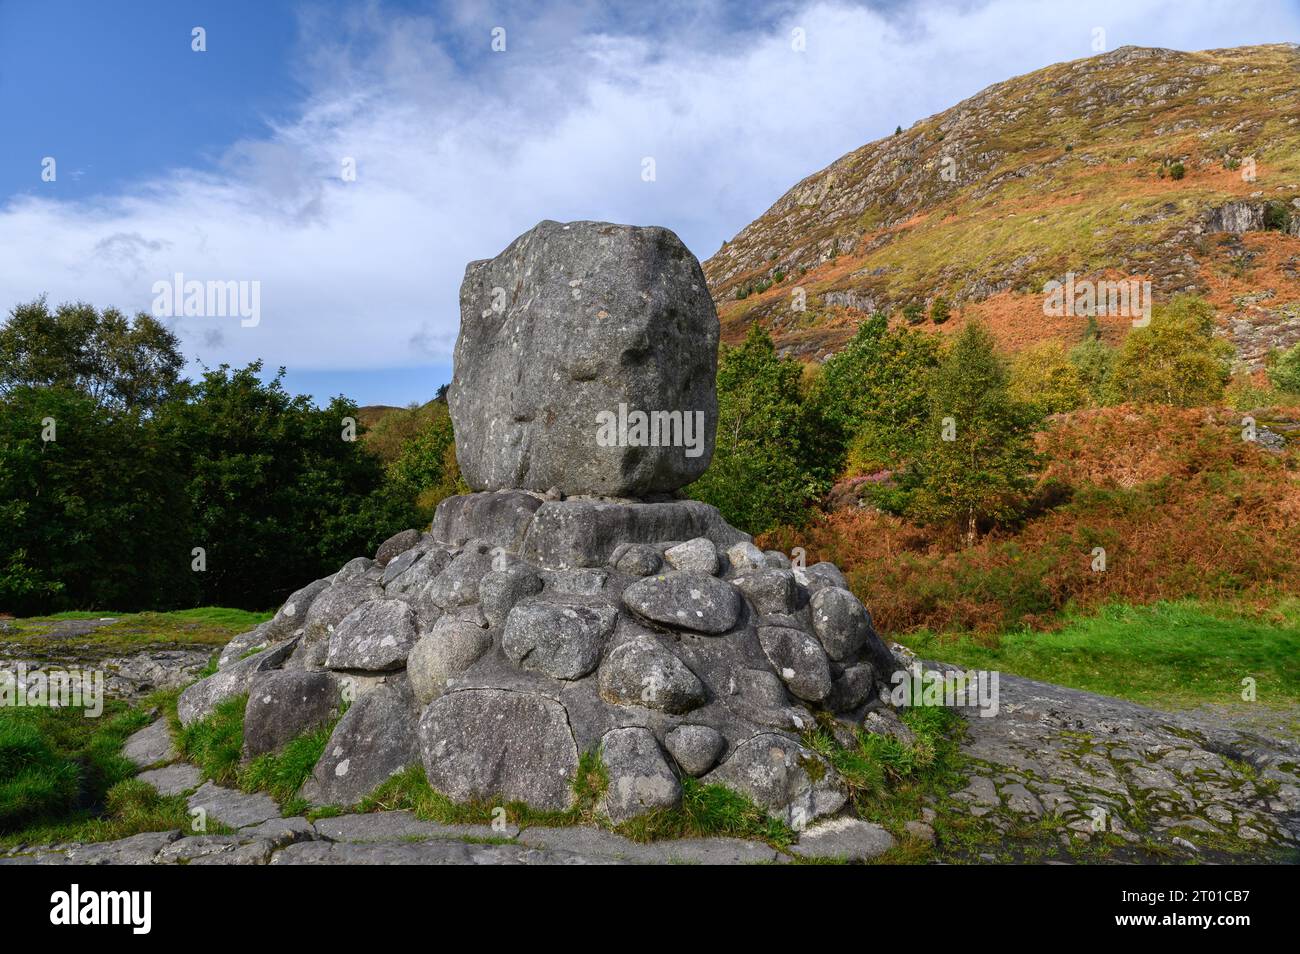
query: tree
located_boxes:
[808,314,940,472]
[905,323,1038,545]
[1104,295,1232,407]
[0,386,197,614]
[1268,341,1300,394]
[929,297,951,325]
[1009,340,1090,416]
[155,362,417,609]
[901,301,925,325]
[0,298,183,413]
[687,325,836,534]
[1068,336,1115,405]
[384,401,467,520]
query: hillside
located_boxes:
[705,44,1300,364]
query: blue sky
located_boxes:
[2,0,1297,406]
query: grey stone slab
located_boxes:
[137,762,202,796]
[121,718,176,768]
[187,781,281,830]
[65,830,181,865]
[270,839,614,865]
[313,810,519,843]
[788,817,896,862]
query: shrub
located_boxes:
[1104,295,1232,407]
[901,301,925,325]
[1068,336,1115,406]
[382,401,467,521]
[929,297,951,325]
[1269,341,1300,394]
[686,324,838,534]
[0,385,197,615]
[762,405,1300,634]
[155,363,418,610]
[1225,369,1278,411]
[1169,162,1186,180]
[1009,340,1090,416]
[1264,200,1292,232]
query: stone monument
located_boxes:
[183,219,903,827]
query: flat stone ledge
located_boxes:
[313,810,520,843]
[137,763,202,797]
[787,817,897,862]
[523,498,749,568]
[187,781,282,830]
[270,839,613,865]
[517,825,779,864]
[122,718,176,768]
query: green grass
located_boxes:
[898,600,1300,709]
[804,706,967,852]
[356,747,796,848]
[176,693,340,815]
[176,694,248,785]
[619,777,795,847]
[1,607,272,656]
[241,723,336,816]
[0,689,179,845]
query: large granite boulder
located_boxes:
[448,220,719,497]
[601,726,681,823]
[418,688,580,811]
[242,670,340,759]
[177,639,298,726]
[703,734,846,829]
[300,680,419,806]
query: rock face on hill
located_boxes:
[703,43,1300,362]
[183,220,901,827]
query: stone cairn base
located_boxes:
[183,492,901,826]
[181,219,905,829]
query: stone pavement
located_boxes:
[939,668,1300,856]
[0,720,893,865]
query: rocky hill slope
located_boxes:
[704,43,1300,364]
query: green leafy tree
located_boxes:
[929,297,951,325]
[155,363,417,609]
[1068,336,1115,405]
[0,386,197,614]
[687,325,837,534]
[1009,340,1090,416]
[1104,295,1232,407]
[0,298,183,412]
[808,314,940,472]
[905,323,1038,545]
[1268,341,1300,394]
[384,400,468,520]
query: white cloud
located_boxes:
[1,0,1295,380]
